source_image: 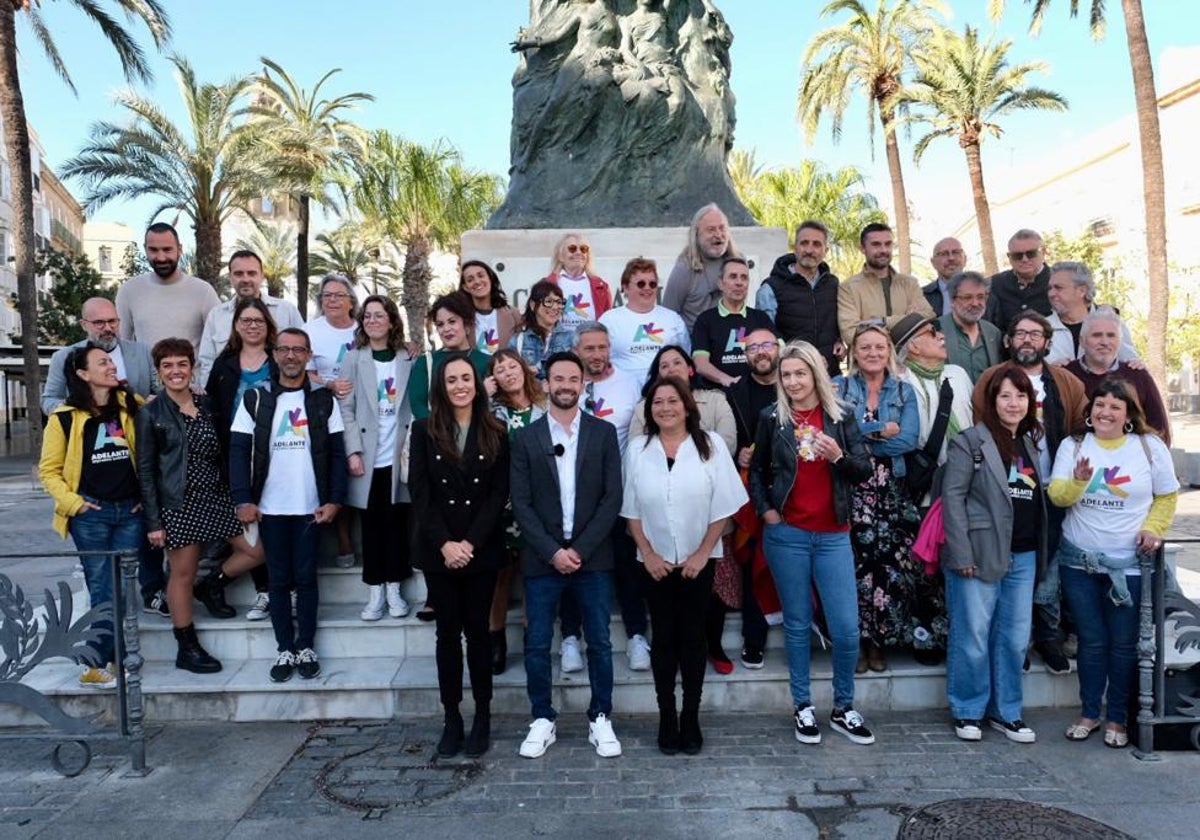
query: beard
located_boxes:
[151,258,179,278]
[550,389,579,410]
[749,356,778,377]
[1012,346,1048,366]
[92,335,119,352]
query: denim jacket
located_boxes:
[509,325,576,379]
[833,372,920,478]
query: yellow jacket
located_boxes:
[38,393,140,538]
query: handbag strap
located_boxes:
[921,377,955,458]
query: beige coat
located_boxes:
[837,268,935,346]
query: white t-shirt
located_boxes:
[598,305,691,387]
[1051,433,1178,561]
[373,359,400,470]
[305,316,357,382]
[558,272,597,329]
[474,309,500,355]
[231,388,345,515]
[583,368,641,454]
[1030,369,1051,479]
[621,432,747,564]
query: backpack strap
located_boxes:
[922,377,955,459]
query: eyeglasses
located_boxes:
[1007,249,1040,262]
[953,293,987,304]
[933,248,965,258]
[539,298,565,310]
[82,318,120,328]
[274,345,310,357]
[746,341,777,353]
[321,292,351,300]
[1011,329,1047,340]
[238,317,267,327]
[565,244,590,254]
[633,279,658,290]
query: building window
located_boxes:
[261,196,274,215]
[98,246,112,273]
[0,162,9,200]
[0,230,9,269]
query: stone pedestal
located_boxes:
[461,226,789,311]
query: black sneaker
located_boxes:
[953,719,982,741]
[142,590,170,618]
[741,647,765,669]
[987,717,1036,744]
[295,648,321,679]
[830,706,876,745]
[793,705,821,744]
[269,650,296,683]
[1034,640,1072,675]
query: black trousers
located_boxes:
[426,568,498,710]
[641,559,716,715]
[360,467,412,586]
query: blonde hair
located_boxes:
[774,340,843,423]
[682,203,741,271]
[846,324,902,379]
[549,232,595,276]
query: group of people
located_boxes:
[37,208,1178,760]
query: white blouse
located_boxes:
[621,431,748,564]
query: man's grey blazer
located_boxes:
[41,338,154,415]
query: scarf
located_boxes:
[904,358,962,438]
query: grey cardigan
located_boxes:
[939,423,1048,583]
[338,348,415,508]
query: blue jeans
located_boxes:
[762,523,858,710]
[68,497,144,666]
[525,569,614,721]
[259,515,323,653]
[560,523,647,640]
[945,551,1036,721]
[1059,564,1143,726]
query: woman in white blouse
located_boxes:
[622,376,747,757]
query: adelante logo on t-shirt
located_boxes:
[94,420,129,450]
[1008,457,1036,489]
[1085,465,1131,500]
[724,326,748,353]
[276,407,309,439]
[587,396,614,419]
[478,328,500,353]
[336,340,353,364]
[633,323,665,344]
[566,293,591,318]
[378,377,396,404]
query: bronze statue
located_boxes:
[490,0,754,229]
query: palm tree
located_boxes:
[62,56,269,286]
[733,158,888,279]
[990,0,1169,394]
[348,131,501,343]
[727,149,764,200]
[898,25,1067,275]
[234,224,295,298]
[247,58,373,319]
[798,0,945,275]
[308,224,398,295]
[0,0,169,448]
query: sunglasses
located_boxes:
[565,244,590,254]
[1007,249,1040,261]
[632,279,658,290]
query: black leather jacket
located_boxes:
[135,394,223,533]
[748,404,872,525]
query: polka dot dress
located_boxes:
[161,406,242,550]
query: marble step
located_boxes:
[3,650,1080,724]
[222,564,428,606]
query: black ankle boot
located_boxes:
[490,629,507,676]
[679,709,703,755]
[437,709,465,757]
[464,707,491,758]
[194,568,236,619]
[658,706,680,755]
[174,624,222,673]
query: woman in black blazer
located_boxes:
[408,351,510,760]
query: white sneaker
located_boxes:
[246,591,270,621]
[361,585,385,621]
[519,718,557,758]
[627,634,651,671]
[560,636,584,673]
[385,582,409,618]
[335,553,356,568]
[588,713,622,758]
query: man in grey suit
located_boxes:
[42,296,154,414]
[510,351,624,760]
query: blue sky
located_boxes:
[18,0,1200,245]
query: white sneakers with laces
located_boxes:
[385,582,410,618]
[588,714,622,757]
[361,585,386,621]
[519,718,557,758]
[560,636,584,673]
[627,634,651,671]
[246,591,270,621]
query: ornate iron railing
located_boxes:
[0,550,148,776]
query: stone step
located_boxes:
[222,565,428,606]
[3,650,1080,724]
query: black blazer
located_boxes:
[510,411,623,578]
[407,416,509,576]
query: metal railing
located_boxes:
[0,550,148,777]
[1135,539,1200,760]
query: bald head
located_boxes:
[931,238,965,281]
[80,297,120,350]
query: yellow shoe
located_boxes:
[78,665,117,689]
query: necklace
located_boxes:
[791,403,820,425]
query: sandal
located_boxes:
[1103,725,1129,749]
[1064,719,1101,741]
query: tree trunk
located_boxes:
[194,219,222,288]
[880,109,912,275]
[963,140,999,276]
[1123,0,1168,393]
[402,234,433,351]
[296,194,310,320]
[0,9,44,450]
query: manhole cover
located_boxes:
[315,732,484,812]
[898,798,1134,839]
